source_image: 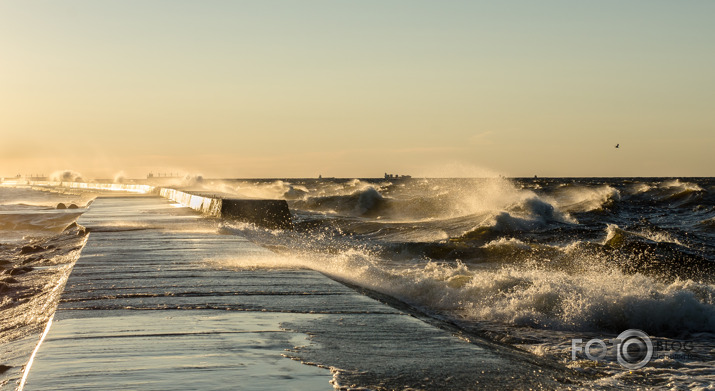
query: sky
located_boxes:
[1,0,714,178]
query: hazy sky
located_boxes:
[1,1,713,178]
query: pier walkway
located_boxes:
[22,195,579,390]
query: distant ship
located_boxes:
[384,173,412,179]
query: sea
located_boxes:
[1,177,713,389]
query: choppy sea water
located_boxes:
[1,178,713,389]
[204,177,714,390]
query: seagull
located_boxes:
[615,143,619,148]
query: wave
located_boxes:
[218,213,714,339]
[199,177,715,279]
[355,187,386,216]
[647,179,707,206]
[290,178,587,233]
[699,217,715,232]
[49,170,84,182]
[548,184,621,213]
[292,186,391,217]
[0,188,91,242]
[212,246,714,337]
[482,237,532,251]
[189,179,346,201]
[0,210,85,233]
[113,171,127,183]
[660,179,704,193]
[233,180,297,199]
[458,267,715,335]
[0,202,58,211]
[459,197,574,240]
[626,182,652,195]
[195,177,551,222]
[283,185,309,200]
[603,224,714,280]
[604,224,675,247]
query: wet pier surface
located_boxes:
[22,195,580,390]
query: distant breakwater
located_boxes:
[20,181,293,230]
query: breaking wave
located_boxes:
[548,184,621,213]
[293,186,390,217]
[215,245,714,337]
[49,170,84,182]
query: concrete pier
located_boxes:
[20,195,582,390]
[24,181,294,230]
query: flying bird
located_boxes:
[615,144,619,148]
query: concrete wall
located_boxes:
[220,199,293,230]
[159,188,293,230]
[158,188,223,217]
